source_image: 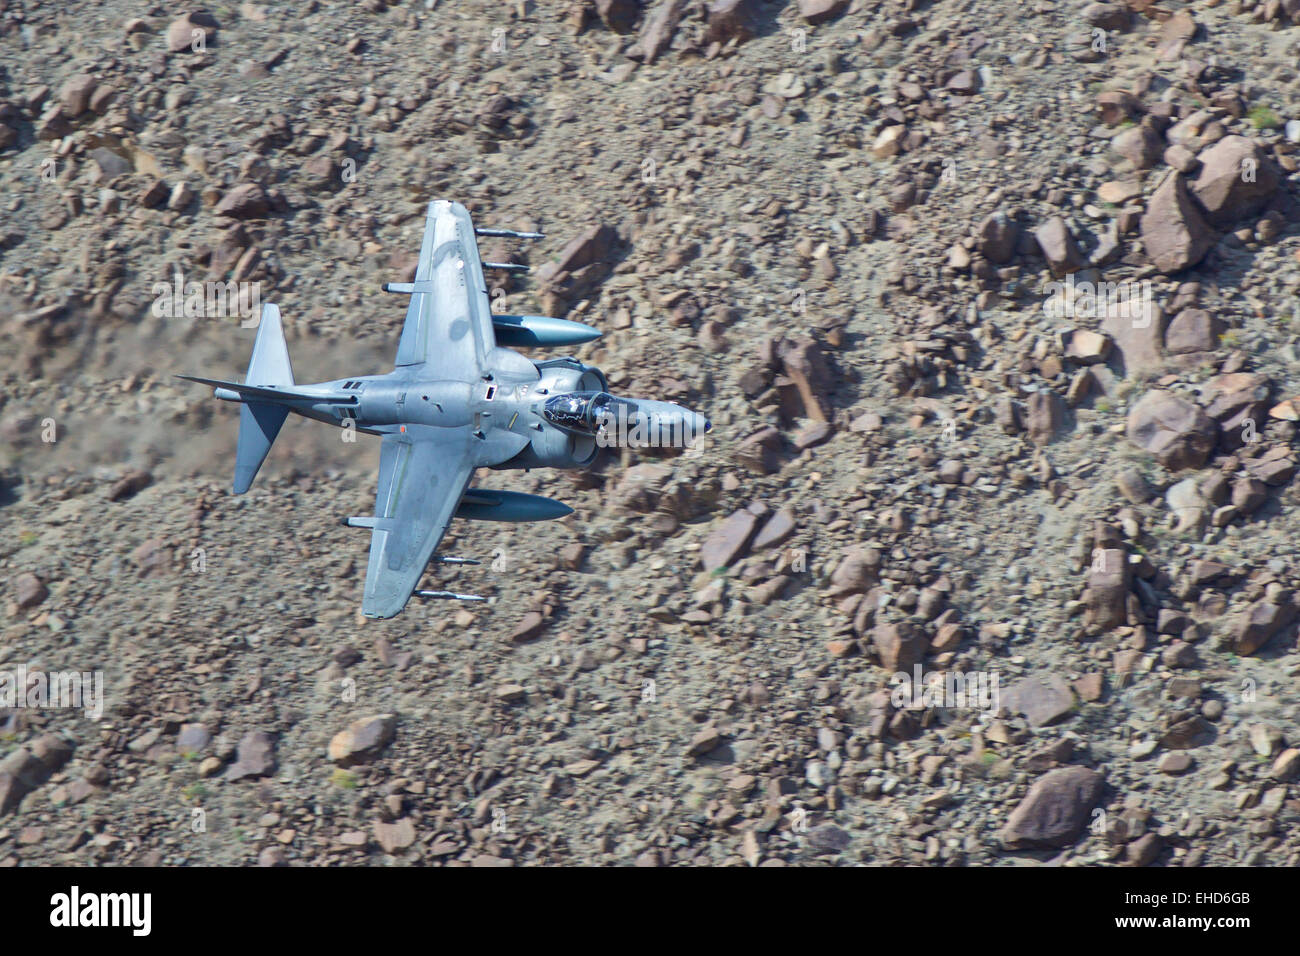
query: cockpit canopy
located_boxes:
[541,391,636,434]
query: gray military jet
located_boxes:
[181,200,710,618]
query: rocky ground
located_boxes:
[2,0,1300,867]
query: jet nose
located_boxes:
[609,398,711,447]
[683,410,710,440]
[683,410,710,441]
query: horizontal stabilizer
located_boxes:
[176,375,356,405]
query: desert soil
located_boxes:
[2,0,1300,866]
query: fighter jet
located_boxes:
[180,200,710,618]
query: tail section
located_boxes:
[247,303,294,387]
[234,304,293,494]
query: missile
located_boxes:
[414,589,486,602]
[455,488,573,523]
[491,314,602,348]
[475,227,545,239]
[482,261,530,273]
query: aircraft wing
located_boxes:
[361,428,475,618]
[393,200,498,379]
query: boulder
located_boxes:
[1141,171,1215,274]
[1126,389,1217,470]
[1190,136,1281,227]
[1000,767,1105,849]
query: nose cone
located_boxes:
[685,410,711,439]
[602,399,709,448]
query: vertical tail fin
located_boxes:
[246,303,294,387]
[233,304,293,494]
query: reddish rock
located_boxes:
[945,70,979,95]
[1074,673,1105,702]
[1231,477,1267,514]
[1084,2,1131,30]
[1111,124,1163,170]
[1160,716,1214,750]
[1154,8,1196,60]
[778,337,833,422]
[1085,547,1131,630]
[13,572,48,610]
[977,211,1019,264]
[373,817,417,853]
[1096,91,1138,127]
[736,426,782,475]
[1000,766,1105,849]
[1126,389,1217,471]
[0,734,73,815]
[798,0,850,24]
[1004,675,1077,727]
[328,715,397,767]
[1128,832,1164,865]
[871,621,928,671]
[596,0,641,34]
[108,470,153,501]
[634,0,686,64]
[510,611,546,643]
[137,178,169,209]
[1190,135,1280,227]
[706,0,760,44]
[1026,390,1066,445]
[214,182,270,220]
[1141,171,1215,274]
[1233,598,1297,655]
[168,12,219,53]
[608,462,673,514]
[35,104,72,142]
[688,726,724,757]
[751,506,796,551]
[1200,372,1270,451]
[1035,217,1087,277]
[700,510,759,571]
[1164,308,1222,355]
[829,547,880,596]
[542,224,619,279]
[1065,330,1111,364]
[131,538,170,578]
[225,730,277,781]
[792,420,833,450]
[1245,446,1297,486]
[59,74,98,118]
[1101,302,1165,378]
